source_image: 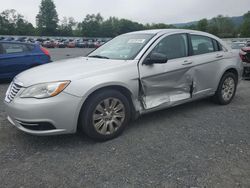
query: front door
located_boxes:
[138,33,195,110]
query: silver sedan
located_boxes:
[4,29,243,141]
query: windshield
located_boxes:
[88,33,154,60]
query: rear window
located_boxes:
[1,43,31,54]
[27,44,35,51]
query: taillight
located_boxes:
[239,49,246,62]
[41,47,50,57]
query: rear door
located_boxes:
[188,34,225,97]
[0,42,34,78]
[138,33,195,110]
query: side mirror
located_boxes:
[143,52,168,65]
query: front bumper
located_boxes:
[4,91,82,136]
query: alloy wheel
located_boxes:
[221,77,235,101]
[92,98,125,135]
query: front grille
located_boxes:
[5,82,22,103]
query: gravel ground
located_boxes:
[0,48,249,188]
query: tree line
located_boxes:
[0,0,250,38]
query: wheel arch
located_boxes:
[216,67,239,91]
[224,68,239,80]
[222,67,239,84]
[76,85,138,131]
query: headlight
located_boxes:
[20,81,70,99]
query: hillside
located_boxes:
[173,15,244,27]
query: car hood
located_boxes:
[15,57,137,87]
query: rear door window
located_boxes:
[26,44,35,51]
[1,43,29,54]
[190,35,215,55]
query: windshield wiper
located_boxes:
[88,55,109,59]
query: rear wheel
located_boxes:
[80,89,131,141]
[212,72,237,105]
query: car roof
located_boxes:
[125,29,224,42]
[126,29,213,36]
[126,29,180,35]
[124,29,230,51]
[127,29,223,41]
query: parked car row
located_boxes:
[231,40,250,49]
[0,36,109,49]
[41,39,106,49]
[0,36,39,44]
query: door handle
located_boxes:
[216,54,223,58]
[182,60,193,65]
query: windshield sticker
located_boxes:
[128,39,146,44]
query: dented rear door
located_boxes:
[138,33,195,110]
[188,34,226,97]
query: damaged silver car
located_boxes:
[4,29,243,141]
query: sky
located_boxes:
[1,0,250,26]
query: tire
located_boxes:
[212,72,237,105]
[79,89,131,141]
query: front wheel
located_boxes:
[79,89,131,141]
[212,72,237,105]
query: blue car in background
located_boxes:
[0,41,51,79]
